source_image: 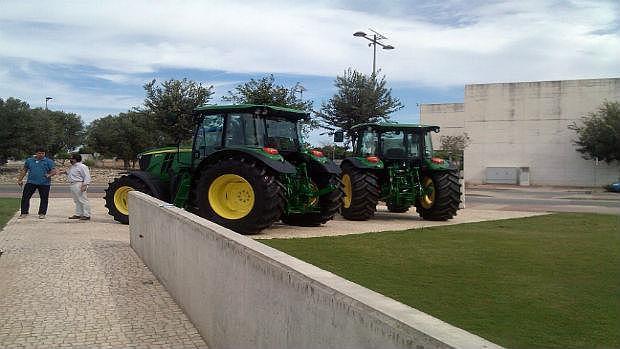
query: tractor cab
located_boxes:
[350,123,440,164]
[192,104,307,162]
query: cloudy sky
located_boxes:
[1,0,618,144]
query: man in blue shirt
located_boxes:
[17,148,56,219]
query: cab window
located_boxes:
[381,131,407,158]
[226,113,265,147]
[358,130,378,156]
[195,114,223,156]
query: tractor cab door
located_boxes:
[194,114,224,160]
[225,113,266,147]
[422,131,434,159]
[357,129,379,156]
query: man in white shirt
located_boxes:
[66,153,91,220]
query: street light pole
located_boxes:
[372,34,377,75]
[294,83,307,101]
[45,97,53,110]
[354,29,394,76]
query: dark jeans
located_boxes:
[21,183,51,215]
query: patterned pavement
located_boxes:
[0,198,208,349]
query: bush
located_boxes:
[83,159,95,167]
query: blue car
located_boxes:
[605,181,620,193]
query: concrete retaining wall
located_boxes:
[129,192,502,349]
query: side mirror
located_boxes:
[333,131,344,143]
[162,112,178,126]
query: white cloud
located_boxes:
[0,65,143,121]
[0,0,618,131]
[0,0,616,86]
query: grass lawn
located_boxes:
[0,198,20,230]
[260,213,620,349]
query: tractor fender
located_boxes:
[126,170,169,202]
[301,153,341,175]
[341,157,384,170]
[199,149,297,174]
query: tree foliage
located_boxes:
[434,133,471,170]
[439,133,471,156]
[223,75,315,137]
[313,144,352,160]
[316,69,403,142]
[223,74,313,111]
[142,78,214,144]
[85,111,154,168]
[569,101,620,164]
[0,97,84,162]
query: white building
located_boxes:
[421,78,620,187]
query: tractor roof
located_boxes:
[195,104,309,120]
[350,122,440,133]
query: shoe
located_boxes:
[38,214,46,219]
[79,216,90,221]
[18,214,27,219]
[68,215,81,219]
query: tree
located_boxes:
[142,78,214,144]
[0,97,84,162]
[569,101,620,164]
[439,133,471,158]
[434,133,471,170]
[316,69,403,142]
[0,97,32,162]
[38,109,84,157]
[314,144,352,160]
[223,75,315,137]
[223,75,313,111]
[85,111,153,168]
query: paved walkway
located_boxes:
[0,198,208,349]
[259,206,547,239]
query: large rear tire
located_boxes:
[104,175,152,224]
[281,175,343,227]
[415,170,461,221]
[196,158,284,235]
[340,163,380,221]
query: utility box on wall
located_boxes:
[485,167,531,185]
[519,167,530,186]
[485,167,518,184]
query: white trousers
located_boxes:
[70,182,91,217]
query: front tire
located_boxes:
[340,163,380,221]
[415,170,461,221]
[196,158,284,234]
[104,175,152,224]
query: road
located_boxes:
[0,184,107,198]
[465,187,620,215]
[1,184,619,214]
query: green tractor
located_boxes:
[336,123,461,221]
[105,104,343,234]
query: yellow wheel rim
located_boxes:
[420,177,435,209]
[208,174,255,220]
[113,186,134,215]
[308,182,319,207]
[342,174,352,209]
